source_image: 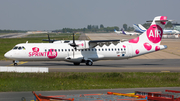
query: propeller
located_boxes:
[42,34,57,43]
[47,34,51,43]
[70,33,78,50]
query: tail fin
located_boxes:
[129,16,167,45]
[138,24,147,30]
[133,24,146,33]
[121,29,126,35]
[114,29,117,32]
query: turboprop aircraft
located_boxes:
[4,16,168,66]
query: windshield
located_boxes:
[13,46,26,50]
[13,46,18,50]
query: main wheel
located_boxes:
[86,60,93,66]
[73,63,80,65]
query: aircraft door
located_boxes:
[127,44,133,57]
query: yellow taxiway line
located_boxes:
[9,61,28,66]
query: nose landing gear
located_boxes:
[13,60,19,66]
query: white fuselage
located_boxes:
[4,40,166,64]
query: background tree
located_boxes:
[165,21,172,28]
[123,24,127,31]
[100,24,104,29]
[142,23,151,29]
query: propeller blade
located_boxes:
[70,33,78,49]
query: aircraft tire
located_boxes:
[74,63,80,65]
[86,60,93,66]
[14,63,17,66]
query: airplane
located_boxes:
[4,16,168,66]
[134,24,180,34]
[114,29,139,36]
[114,29,122,34]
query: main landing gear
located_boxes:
[73,60,93,66]
[86,60,93,66]
[13,60,19,66]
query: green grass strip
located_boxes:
[0,72,180,92]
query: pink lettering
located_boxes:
[29,52,32,57]
[28,52,47,57]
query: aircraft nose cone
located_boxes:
[4,52,11,59]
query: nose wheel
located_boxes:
[13,60,19,66]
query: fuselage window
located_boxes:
[105,49,107,51]
[45,49,47,52]
[121,48,123,51]
[118,48,120,51]
[95,49,97,51]
[61,49,63,52]
[72,49,73,51]
[92,49,94,51]
[88,49,90,51]
[85,49,87,51]
[65,49,67,51]
[68,49,70,51]
[102,49,104,51]
[48,49,50,52]
[115,48,116,51]
[99,49,100,51]
[109,49,110,51]
[124,48,126,51]
[112,49,113,51]
[55,49,57,52]
[82,49,83,51]
[58,49,60,52]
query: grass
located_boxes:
[0,33,80,60]
[0,72,180,92]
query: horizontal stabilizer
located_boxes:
[146,20,169,22]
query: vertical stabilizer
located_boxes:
[128,16,168,57]
[129,16,167,45]
[121,29,126,35]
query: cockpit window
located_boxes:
[18,47,22,50]
[13,46,18,50]
[13,46,26,50]
[22,46,25,50]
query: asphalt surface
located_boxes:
[0,33,30,38]
[0,87,180,101]
[1,59,180,72]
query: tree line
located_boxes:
[52,24,119,33]
[53,21,173,33]
[0,29,26,33]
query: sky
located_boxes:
[0,0,180,30]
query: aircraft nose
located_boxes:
[4,51,12,59]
